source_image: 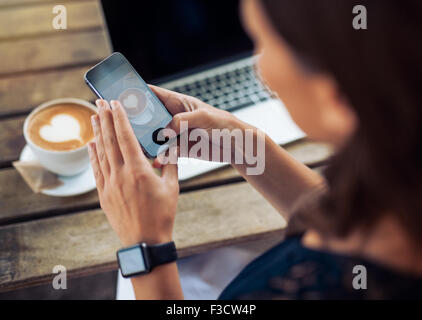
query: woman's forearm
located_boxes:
[131,262,184,299]
[233,130,325,220]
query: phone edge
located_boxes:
[83,53,166,159]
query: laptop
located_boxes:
[101,0,305,180]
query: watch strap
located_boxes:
[147,241,177,268]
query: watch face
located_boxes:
[118,246,147,277]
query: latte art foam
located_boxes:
[27,103,96,151]
[39,114,82,143]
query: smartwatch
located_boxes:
[116,241,177,278]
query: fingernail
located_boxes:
[91,115,97,127]
[110,100,119,109]
[95,99,103,108]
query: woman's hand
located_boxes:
[88,99,179,247]
[149,85,255,167]
[148,87,324,219]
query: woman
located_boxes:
[88,0,422,299]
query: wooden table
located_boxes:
[0,0,333,297]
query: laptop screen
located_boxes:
[101,0,253,83]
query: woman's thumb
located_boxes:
[167,110,209,134]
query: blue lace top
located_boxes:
[219,234,422,299]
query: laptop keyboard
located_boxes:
[170,63,273,112]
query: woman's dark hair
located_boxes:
[259,0,422,241]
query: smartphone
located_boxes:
[84,52,173,158]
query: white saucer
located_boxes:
[20,145,97,197]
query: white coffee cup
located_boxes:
[23,98,98,176]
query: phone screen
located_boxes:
[85,53,173,158]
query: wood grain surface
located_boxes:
[0,182,287,291]
[0,116,26,167]
[0,0,115,296]
[0,66,97,117]
[0,1,103,39]
[0,141,333,225]
[0,29,110,76]
[0,0,92,7]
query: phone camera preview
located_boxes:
[118,88,155,125]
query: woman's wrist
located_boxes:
[229,117,267,167]
[120,229,173,247]
[228,114,255,132]
[121,236,173,247]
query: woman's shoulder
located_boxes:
[219,234,422,300]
